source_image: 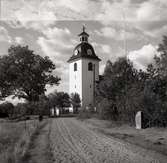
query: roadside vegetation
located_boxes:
[1,36,167,162]
[95,35,167,127]
[0,45,81,120]
[0,118,45,163]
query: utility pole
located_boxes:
[0,0,2,20]
[122,9,127,57]
[122,8,128,112]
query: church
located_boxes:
[67,26,101,109]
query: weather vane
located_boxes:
[82,24,86,32]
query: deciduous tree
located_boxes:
[0,45,60,102]
[70,93,81,113]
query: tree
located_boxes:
[0,45,60,102]
[103,60,112,76]
[96,57,142,122]
[48,91,70,111]
[0,102,14,117]
[156,36,167,77]
[70,93,81,113]
[140,35,167,127]
[37,95,50,117]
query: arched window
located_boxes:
[74,63,77,71]
[88,62,93,71]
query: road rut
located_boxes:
[50,118,167,163]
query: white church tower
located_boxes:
[67,26,101,109]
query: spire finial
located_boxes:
[82,24,86,32]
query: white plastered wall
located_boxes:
[69,58,99,109]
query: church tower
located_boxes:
[67,26,101,109]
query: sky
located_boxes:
[0,0,167,103]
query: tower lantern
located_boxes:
[78,25,89,42]
[67,26,101,109]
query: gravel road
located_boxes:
[49,118,167,163]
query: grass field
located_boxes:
[0,118,41,163]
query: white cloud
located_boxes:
[95,26,141,41]
[37,27,73,58]
[37,37,61,58]
[142,24,167,38]
[128,44,157,70]
[55,0,88,13]
[137,0,167,21]
[2,0,167,29]
[0,95,25,105]
[99,64,105,75]
[0,26,12,43]
[14,37,24,44]
[37,26,74,93]
[101,44,112,54]
[2,0,57,32]
[43,27,71,39]
[96,0,137,24]
[91,42,112,59]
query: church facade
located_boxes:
[67,26,101,109]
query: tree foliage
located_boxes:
[48,91,71,109]
[0,102,14,117]
[70,93,81,112]
[0,45,60,102]
[96,36,167,127]
[96,57,143,122]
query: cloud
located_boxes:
[99,64,105,75]
[101,44,112,54]
[0,26,12,43]
[91,42,112,59]
[97,0,167,24]
[37,26,75,93]
[128,44,157,70]
[137,0,167,21]
[43,27,71,40]
[0,95,25,105]
[2,0,167,31]
[95,26,139,41]
[37,27,73,59]
[96,0,136,23]
[2,0,57,32]
[141,24,167,38]
[14,37,24,44]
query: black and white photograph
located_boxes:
[0,0,167,162]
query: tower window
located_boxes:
[88,62,93,71]
[74,63,77,71]
[82,37,85,42]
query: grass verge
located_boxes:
[0,119,40,163]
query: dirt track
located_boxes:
[23,118,167,163]
[49,118,167,163]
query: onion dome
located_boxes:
[67,26,101,63]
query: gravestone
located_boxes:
[135,111,143,129]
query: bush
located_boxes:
[96,98,119,120]
[0,102,14,118]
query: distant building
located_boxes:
[67,26,101,109]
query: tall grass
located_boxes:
[0,119,40,163]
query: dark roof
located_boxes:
[78,31,89,37]
[67,42,101,63]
